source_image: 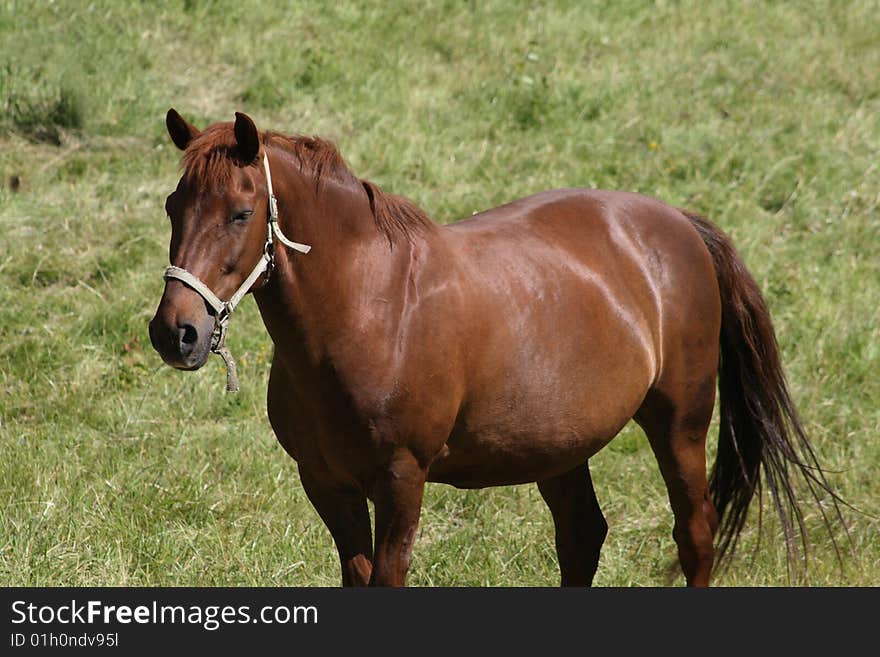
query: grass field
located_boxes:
[1,0,878,586]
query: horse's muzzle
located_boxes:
[149,289,215,371]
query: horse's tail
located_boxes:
[683,210,844,569]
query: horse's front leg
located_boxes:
[369,449,427,587]
[298,466,374,586]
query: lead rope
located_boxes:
[214,322,238,393]
[162,151,310,392]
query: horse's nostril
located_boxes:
[179,323,198,346]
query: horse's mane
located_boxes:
[181,123,433,244]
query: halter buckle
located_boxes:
[262,240,275,284]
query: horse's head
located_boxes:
[149,109,272,371]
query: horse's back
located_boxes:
[446,188,718,335]
[449,187,697,247]
[445,187,718,359]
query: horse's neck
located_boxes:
[252,158,422,369]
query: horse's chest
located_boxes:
[268,393,376,481]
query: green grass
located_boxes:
[1,0,878,586]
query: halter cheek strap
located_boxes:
[162,152,310,392]
[262,152,311,255]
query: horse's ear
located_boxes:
[234,112,260,163]
[166,108,200,151]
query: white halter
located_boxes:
[163,153,310,392]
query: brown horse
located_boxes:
[149,109,839,586]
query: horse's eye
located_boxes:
[232,210,253,223]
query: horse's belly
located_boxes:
[426,426,619,488]
[426,387,642,488]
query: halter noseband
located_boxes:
[162,152,311,392]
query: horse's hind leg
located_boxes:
[635,376,718,587]
[538,462,608,586]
